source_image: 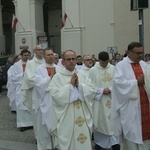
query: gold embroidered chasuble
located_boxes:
[88,62,115,135]
[49,68,95,150]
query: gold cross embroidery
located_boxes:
[75,116,85,127]
[77,133,87,144]
[74,100,81,109]
[106,101,111,109]
[101,71,112,82]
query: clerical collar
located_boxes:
[81,64,90,70]
[62,68,78,76]
[126,56,140,64]
[45,63,54,68]
[21,60,28,64]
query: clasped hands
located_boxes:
[70,73,78,87]
[103,88,111,95]
[137,75,145,85]
[50,68,56,78]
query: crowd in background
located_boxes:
[0,42,150,150]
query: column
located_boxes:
[13,0,45,54]
[61,0,83,55]
[0,0,5,54]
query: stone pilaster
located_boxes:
[0,0,5,54]
[13,0,45,54]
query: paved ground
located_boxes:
[0,91,37,150]
[0,90,112,150]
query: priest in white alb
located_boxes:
[78,54,93,83]
[111,42,150,150]
[48,50,99,150]
[88,51,120,150]
[22,45,44,146]
[12,49,33,132]
[7,55,22,112]
[34,48,59,150]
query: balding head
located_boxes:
[34,45,43,59]
[34,45,43,50]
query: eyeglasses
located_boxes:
[84,59,93,61]
[64,58,76,61]
[131,50,144,55]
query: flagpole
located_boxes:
[18,20,25,31]
[67,14,73,28]
[12,14,25,31]
[62,11,73,28]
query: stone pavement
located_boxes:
[0,90,112,150]
[0,91,37,150]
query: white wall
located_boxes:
[79,0,115,57]
[114,0,150,55]
[61,0,150,57]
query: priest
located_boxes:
[48,50,98,150]
[111,42,150,150]
[12,49,33,131]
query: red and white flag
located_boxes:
[62,13,68,28]
[12,14,18,29]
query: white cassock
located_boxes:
[11,59,33,128]
[48,68,98,150]
[78,64,90,83]
[111,57,150,150]
[7,65,16,111]
[145,64,150,99]
[34,63,59,150]
[22,57,44,139]
[88,62,119,149]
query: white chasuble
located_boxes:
[7,65,16,111]
[78,64,90,83]
[48,68,96,150]
[111,57,148,144]
[12,60,27,110]
[34,63,59,132]
[88,62,115,135]
[145,64,150,99]
[22,57,44,110]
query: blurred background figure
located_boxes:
[145,53,150,64]
[92,54,97,66]
[114,53,121,65]
[76,55,83,70]
[53,53,59,65]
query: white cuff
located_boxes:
[70,85,79,103]
[95,88,103,100]
[78,84,85,102]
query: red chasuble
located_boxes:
[131,63,150,141]
[22,64,26,72]
[46,67,54,76]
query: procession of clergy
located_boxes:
[6,42,150,150]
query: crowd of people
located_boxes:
[1,41,150,150]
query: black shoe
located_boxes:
[91,132,94,140]
[20,127,26,132]
[111,144,120,150]
[11,111,16,114]
[95,144,103,150]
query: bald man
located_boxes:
[22,45,44,149]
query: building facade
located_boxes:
[0,0,150,58]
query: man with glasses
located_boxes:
[78,54,93,83]
[111,42,150,150]
[48,50,98,150]
[22,45,44,148]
